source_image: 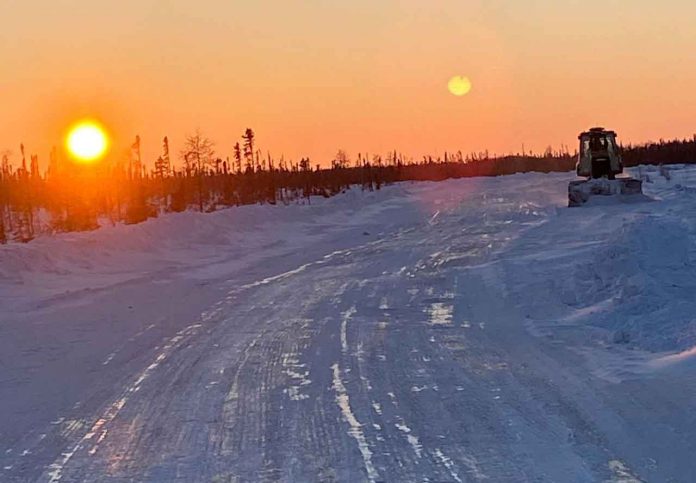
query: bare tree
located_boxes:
[180,130,215,212]
[332,149,350,169]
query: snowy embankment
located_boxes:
[503,165,696,355]
[0,186,422,310]
[4,165,693,353]
[1,164,696,482]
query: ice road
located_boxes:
[2,166,696,482]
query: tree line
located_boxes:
[1,130,695,244]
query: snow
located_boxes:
[1,164,696,481]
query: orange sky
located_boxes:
[2,0,696,168]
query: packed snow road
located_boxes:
[2,166,696,482]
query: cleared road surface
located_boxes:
[2,169,696,482]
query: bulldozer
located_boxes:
[568,127,643,206]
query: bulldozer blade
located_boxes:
[568,178,643,207]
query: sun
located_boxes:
[66,120,109,162]
[448,75,472,97]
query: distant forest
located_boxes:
[1,129,695,243]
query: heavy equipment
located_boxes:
[568,127,643,207]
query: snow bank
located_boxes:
[0,182,424,309]
[501,164,696,353]
[567,216,695,351]
[3,164,696,354]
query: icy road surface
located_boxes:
[2,166,696,482]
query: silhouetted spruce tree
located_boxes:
[242,129,255,172]
[233,142,242,174]
[129,135,143,180]
[155,137,171,178]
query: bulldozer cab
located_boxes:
[577,127,622,179]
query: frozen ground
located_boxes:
[1,165,696,482]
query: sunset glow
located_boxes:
[66,121,108,162]
[3,1,695,166]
